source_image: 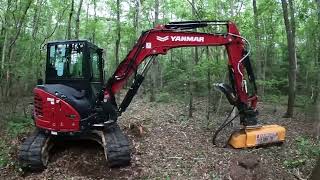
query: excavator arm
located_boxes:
[103,21,259,126]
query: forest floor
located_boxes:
[0,96,318,180]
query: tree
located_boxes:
[149,0,159,102]
[281,0,297,118]
[75,0,84,39]
[1,0,33,97]
[252,0,263,96]
[66,0,74,39]
[205,47,212,126]
[188,0,199,118]
[313,0,320,104]
[115,0,121,102]
[92,0,98,43]
[311,157,320,180]
[133,0,141,39]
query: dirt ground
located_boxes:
[0,97,316,180]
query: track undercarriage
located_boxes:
[18,123,131,171]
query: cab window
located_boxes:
[47,43,84,79]
[90,49,100,81]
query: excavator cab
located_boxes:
[45,40,104,102]
[32,40,108,132]
[34,40,104,120]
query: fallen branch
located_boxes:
[293,169,306,180]
[167,157,182,159]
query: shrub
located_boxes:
[284,136,320,168]
[6,116,33,138]
[156,92,172,103]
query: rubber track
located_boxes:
[105,124,131,167]
[18,130,49,171]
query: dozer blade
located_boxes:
[228,125,286,148]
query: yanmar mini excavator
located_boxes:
[19,21,286,171]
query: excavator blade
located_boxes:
[228,124,286,148]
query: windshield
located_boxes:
[47,42,84,79]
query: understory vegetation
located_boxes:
[0,115,33,168]
[284,136,320,169]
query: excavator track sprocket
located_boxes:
[103,123,131,167]
[18,130,51,171]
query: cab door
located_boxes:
[89,48,103,102]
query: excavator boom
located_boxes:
[102,21,286,149]
[103,21,258,126]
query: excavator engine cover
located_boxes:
[228,125,286,148]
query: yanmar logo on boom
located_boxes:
[156,36,205,42]
[156,36,169,42]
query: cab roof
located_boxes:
[47,39,102,50]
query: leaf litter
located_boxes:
[0,97,316,180]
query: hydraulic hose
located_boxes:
[212,106,239,145]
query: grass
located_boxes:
[155,92,172,103]
[6,116,33,138]
[0,115,33,168]
[0,140,10,167]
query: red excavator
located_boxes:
[19,21,286,171]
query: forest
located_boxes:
[0,0,319,179]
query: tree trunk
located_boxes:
[188,0,198,117]
[134,0,141,39]
[313,0,320,136]
[75,0,83,39]
[281,0,297,118]
[311,157,320,180]
[9,0,33,48]
[115,0,121,102]
[85,2,89,38]
[313,0,320,104]
[92,0,97,43]
[66,0,74,40]
[5,45,15,97]
[159,1,164,89]
[31,0,42,39]
[149,0,159,102]
[1,31,8,74]
[206,47,211,127]
[252,0,263,96]
[0,31,8,97]
[154,0,159,26]
[3,0,32,98]
[0,0,11,82]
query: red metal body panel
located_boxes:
[33,88,80,132]
[104,22,257,109]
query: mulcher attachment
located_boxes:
[18,130,51,171]
[228,125,286,148]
